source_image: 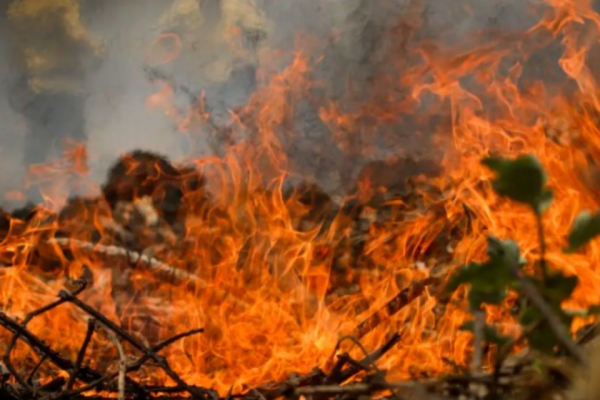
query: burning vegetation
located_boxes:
[4,0,600,399]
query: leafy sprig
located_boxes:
[446,154,600,363]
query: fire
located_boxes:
[3,0,600,396]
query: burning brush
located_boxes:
[0,145,471,398]
[5,0,600,399]
[2,146,597,400]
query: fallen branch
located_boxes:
[45,238,251,311]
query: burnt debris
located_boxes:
[101,150,204,228]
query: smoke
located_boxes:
[0,0,580,209]
[82,1,185,185]
[0,14,28,207]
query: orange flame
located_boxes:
[4,0,600,395]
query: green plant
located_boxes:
[446,154,600,364]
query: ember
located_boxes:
[3,0,600,399]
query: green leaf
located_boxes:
[482,155,553,214]
[445,237,524,310]
[519,308,558,355]
[541,272,578,308]
[445,262,511,310]
[460,321,511,347]
[445,263,483,294]
[468,289,506,310]
[446,261,511,305]
[564,210,600,253]
[486,236,524,269]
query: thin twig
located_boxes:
[3,279,88,393]
[326,336,370,385]
[337,333,403,384]
[66,319,96,390]
[0,311,104,383]
[58,289,208,399]
[576,320,600,346]
[153,328,205,353]
[45,328,205,400]
[26,353,48,385]
[99,324,126,400]
[1,353,32,395]
[25,282,87,323]
[333,336,373,363]
[0,289,149,399]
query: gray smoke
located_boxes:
[0,0,579,209]
[82,1,185,185]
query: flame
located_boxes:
[4,0,600,395]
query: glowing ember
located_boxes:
[2,0,600,396]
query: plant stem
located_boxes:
[490,319,542,398]
[508,263,586,366]
[470,309,485,375]
[535,213,549,281]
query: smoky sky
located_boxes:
[0,0,583,209]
